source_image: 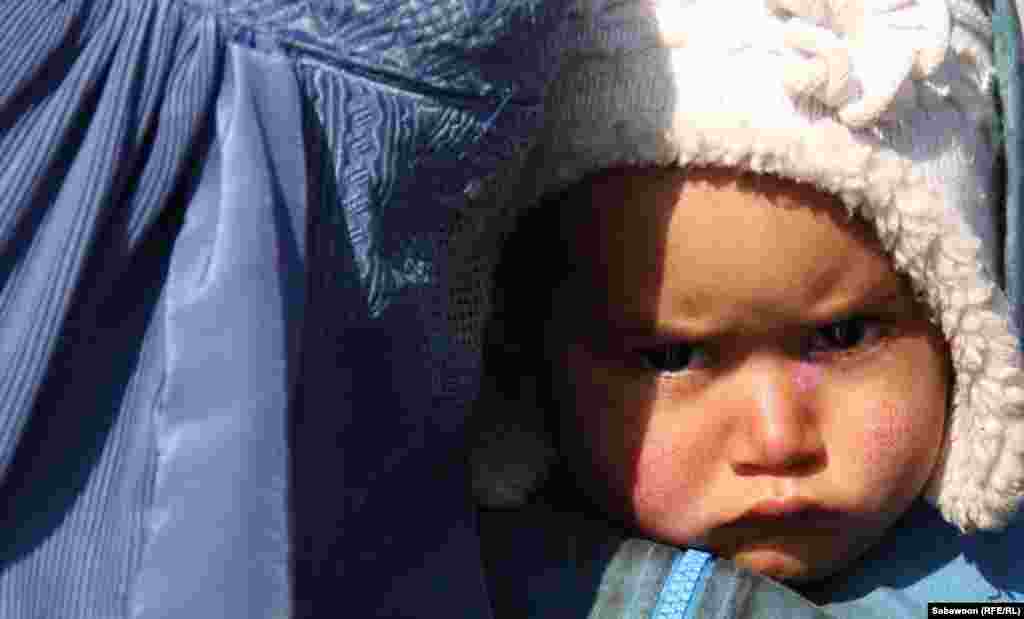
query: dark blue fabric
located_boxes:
[0,1,570,617]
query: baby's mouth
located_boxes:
[727,497,852,533]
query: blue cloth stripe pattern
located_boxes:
[0,2,221,616]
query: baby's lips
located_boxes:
[744,496,822,518]
[726,496,856,532]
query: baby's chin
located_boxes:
[715,532,879,584]
[728,545,838,583]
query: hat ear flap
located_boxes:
[469,319,556,508]
[469,194,574,508]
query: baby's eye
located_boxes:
[639,342,709,374]
[806,317,883,356]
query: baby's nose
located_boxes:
[727,357,827,476]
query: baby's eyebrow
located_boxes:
[608,312,727,347]
[806,273,918,323]
[623,279,916,343]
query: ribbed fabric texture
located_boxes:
[0,2,218,616]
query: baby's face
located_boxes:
[546,166,949,582]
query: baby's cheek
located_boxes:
[628,430,714,541]
[633,438,692,504]
[857,398,939,500]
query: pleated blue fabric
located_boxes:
[0,1,569,617]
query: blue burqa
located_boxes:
[0,1,569,616]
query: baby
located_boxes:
[467,0,1024,587]
[527,165,951,583]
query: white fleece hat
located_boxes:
[465,0,1024,533]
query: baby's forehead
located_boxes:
[557,167,912,331]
